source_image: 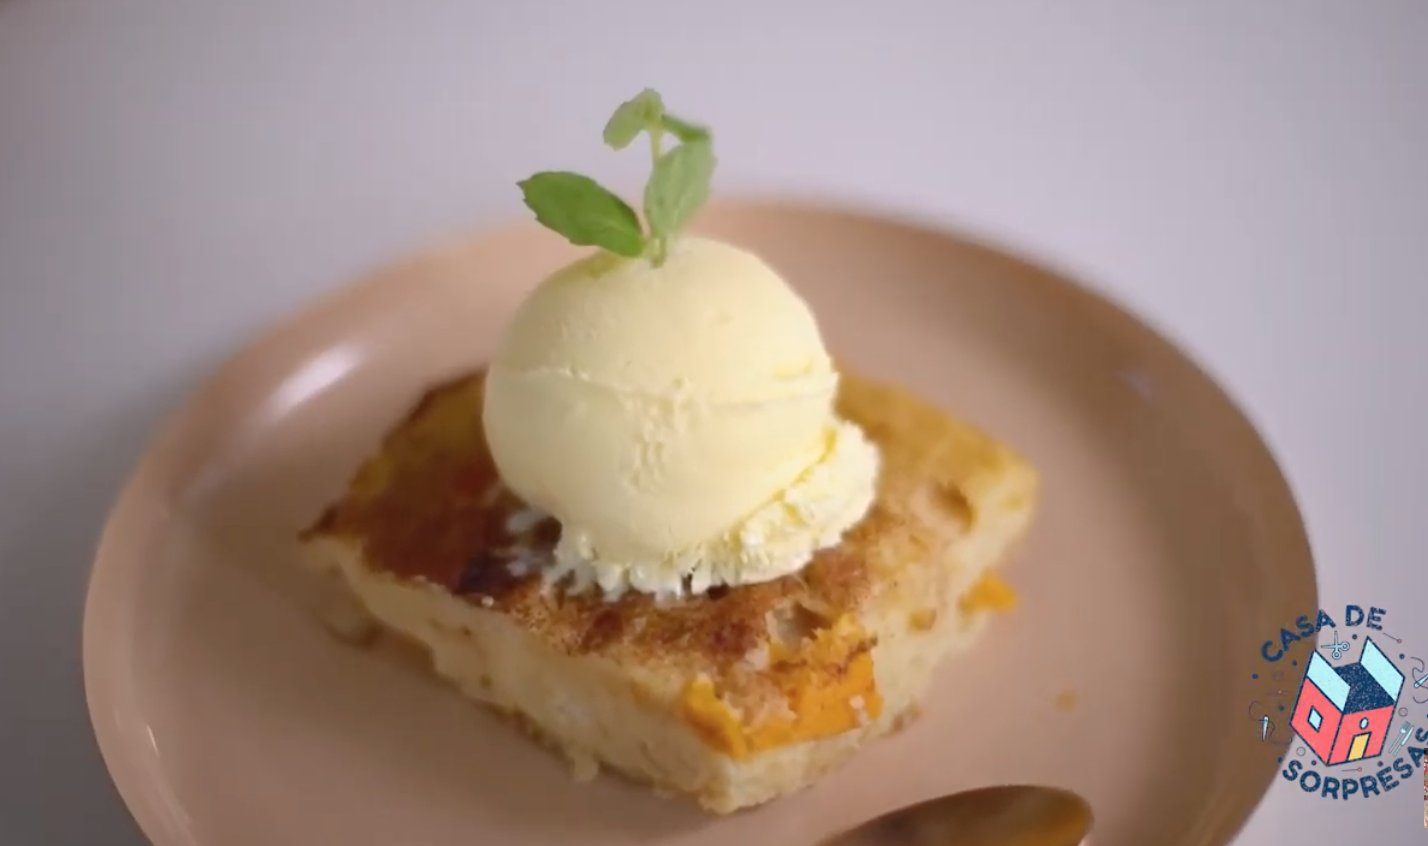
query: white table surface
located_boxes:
[0,1,1424,844]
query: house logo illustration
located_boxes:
[1290,636,1405,766]
[1256,603,1428,805]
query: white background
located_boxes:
[0,1,1424,844]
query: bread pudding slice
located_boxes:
[299,367,1038,813]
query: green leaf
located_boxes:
[517,171,646,258]
[660,113,711,144]
[643,139,716,247]
[603,89,665,150]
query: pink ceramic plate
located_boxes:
[83,201,1315,846]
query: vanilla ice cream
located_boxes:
[481,236,879,598]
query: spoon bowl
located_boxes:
[822,785,1093,846]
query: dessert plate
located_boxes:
[83,201,1315,846]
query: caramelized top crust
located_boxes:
[305,371,886,666]
[303,367,1033,740]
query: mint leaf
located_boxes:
[518,171,646,258]
[643,139,716,253]
[603,89,665,151]
[660,113,710,144]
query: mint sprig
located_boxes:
[518,88,716,267]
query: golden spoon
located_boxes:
[821,785,1092,846]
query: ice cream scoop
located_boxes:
[482,236,879,598]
